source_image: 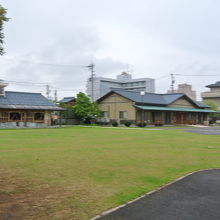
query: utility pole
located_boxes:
[87,63,95,102]
[54,90,58,103]
[46,85,51,99]
[170,73,175,93]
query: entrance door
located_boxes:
[176,112,187,124]
[165,112,171,124]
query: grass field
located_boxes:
[0,127,220,220]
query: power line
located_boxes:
[155,74,170,80]
[174,73,220,77]
[0,57,87,68]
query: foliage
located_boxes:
[61,106,75,119]
[124,120,132,127]
[204,101,219,119]
[137,121,147,127]
[112,120,118,127]
[0,5,9,55]
[73,92,100,123]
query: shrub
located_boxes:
[112,120,118,127]
[137,121,147,127]
[124,120,132,127]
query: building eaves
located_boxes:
[206,81,220,88]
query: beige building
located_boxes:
[167,83,196,100]
[201,81,220,111]
[97,90,215,125]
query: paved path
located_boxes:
[187,127,220,135]
[97,169,220,220]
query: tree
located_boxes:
[204,101,219,122]
[0,5,9,55]
[73,92,100,124]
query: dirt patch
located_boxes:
[0,171,103,220]
[0,171,64,220]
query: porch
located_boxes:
[0,110,51,127]
[135,105,215,125]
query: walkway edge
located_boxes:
[90,168,220,220]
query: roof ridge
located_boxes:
[5,91,41,94]
[113,89,164,95]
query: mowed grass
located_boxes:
[0,127,220,219]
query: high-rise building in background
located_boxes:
[86,72,155,101]
[167,83,196,100]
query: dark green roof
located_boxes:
[135,105,217,113]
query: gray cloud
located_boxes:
[1,0,220,100]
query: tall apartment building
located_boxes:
[86,72,155,101]
[201,81,220,110]
[167,83,196,100]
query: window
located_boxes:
[187,113,194,120]
[10,112,21,121]
[34,113,44,121]
[0,112,8,121]
[119,111,127,119]
[101,111,109,118]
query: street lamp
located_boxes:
[140,91,145,127]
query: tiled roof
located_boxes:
[195,101,210,108]
[98,89,208,108]
[206,81,220,88]
[58,97,75,103]
[0,91,63,110]
[106,89,184,105]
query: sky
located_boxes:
[0,0,220,100]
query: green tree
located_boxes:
[73,92,100,124]
[0,5,9,55]
[204,101,219,119]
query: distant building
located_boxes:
[167,83,196,100]
[86,72,155,101]
[201,81,220,111]
[58,97,76,106]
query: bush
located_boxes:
[137,121,147,127]
[112,120,118,127]
[124,120,132,127]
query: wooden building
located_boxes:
[0,81,63,127]
[97,90,216,125]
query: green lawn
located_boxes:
[0,127,220,220]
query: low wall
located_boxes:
[0,122,48,128]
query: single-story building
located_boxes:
[97,89,216,125]
[0,81,63,128]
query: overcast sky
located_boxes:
[0,0,220,100]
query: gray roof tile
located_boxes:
[99,89,209,108]
[109,89,183,105]
[0,91,63,110]
[58,97,75,103]
[206,81,220,88]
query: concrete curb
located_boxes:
[90,168,220,220]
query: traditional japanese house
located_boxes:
[97,89,216,125]
[0,80,63,127]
